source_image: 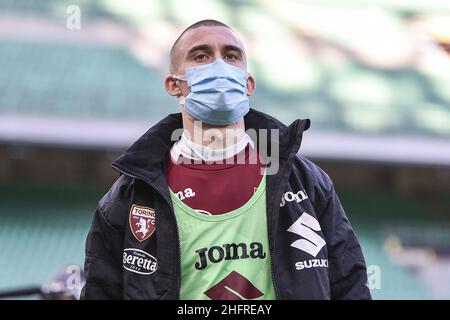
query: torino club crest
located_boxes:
[129,204,156,242]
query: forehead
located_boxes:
[177,25,245,54]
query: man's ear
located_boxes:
[164,75,183,97]
[246,73,256,96]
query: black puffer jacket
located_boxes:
[81,109,371,300]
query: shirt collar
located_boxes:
[170,132,255,162]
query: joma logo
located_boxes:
[280,190,308,207]
[195,242,266,270]
[174,188,196,201]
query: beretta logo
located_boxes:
[123,248,157,275]
[129,204,156,242]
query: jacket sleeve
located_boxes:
[313,169,372,300]
[80,203,124,300]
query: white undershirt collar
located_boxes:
[170,132,254,162]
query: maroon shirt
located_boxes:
[167,146,264,215]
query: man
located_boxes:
[81,19,371,300]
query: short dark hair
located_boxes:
[169,19,231,74]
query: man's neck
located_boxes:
[181,110,246,149]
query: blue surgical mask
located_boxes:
[173,59,250,125]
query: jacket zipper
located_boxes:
[268,189,281,300]
[268,120,302,300]
[111,164,182,300]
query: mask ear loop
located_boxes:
[172,74,187,107]
[178,95,186,107]
[172,74,187,81]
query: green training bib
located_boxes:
[170,174,276,300]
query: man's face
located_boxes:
[165,25,255,98]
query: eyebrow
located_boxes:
[186,44,245,59]
[186,44,213,58]
[223,45,244,57]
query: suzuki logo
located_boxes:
[287,212,326,257]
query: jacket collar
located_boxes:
[112,108,310,194]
